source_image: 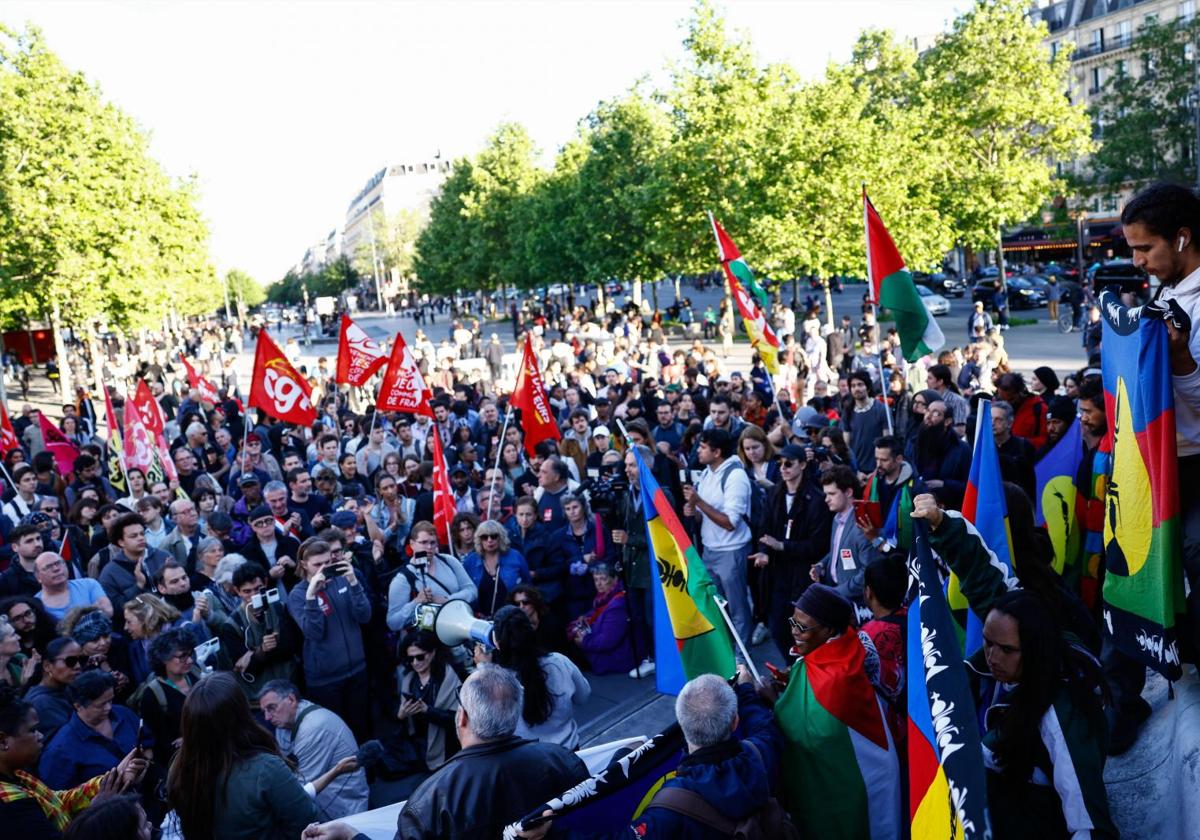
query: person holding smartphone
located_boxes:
[287,538,373,743]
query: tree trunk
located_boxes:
[50,299,73,400]
[650,278,659,312]
[632,279,643,308]
[823,278,835,329]
[996,224,1009,323]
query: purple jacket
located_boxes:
[575,582,636,675]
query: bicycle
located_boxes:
[1057,309,1084,334]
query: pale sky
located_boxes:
[1,0,966,286]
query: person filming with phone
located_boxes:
[386,523,477,632]
[287,538,373,742]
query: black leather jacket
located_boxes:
[396,734,589,840]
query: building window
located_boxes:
[1116,59,1127,76]
[1091,66,1104,92]
[1051,40,1059,58]
[1116,20,1132,46]
[1092,28,1104,51]
[1183,1,1196,23]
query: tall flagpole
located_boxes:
[863,185,894,434]
[485,407,513,521]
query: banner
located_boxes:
[907,520,992,839]
[131,380,166,439]
[179,353,220,405]
[510,335,560,456]
[336,314,389,386]
[38,411,80,476]
[1100,292,1185,680]
[376,332,433,416]
[428,425,457,548]
[1034,418,1083,575]
[249,330,316,426]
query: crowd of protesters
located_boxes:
[4,183,1200,838]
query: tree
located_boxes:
[921,0,1092,256]
[1086,16,1200,196]
[352,206,426,295]
[225,268,265,320]
[414,159,480,295]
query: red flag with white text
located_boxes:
[336,314,389,386]
[429,425,458,548]
[38,411,80,476]
[123,398,158,475]
[376,333,434,417]
[0,403,19,456]
[510,336,560,457]
[131,380,165,439]
[179,354,220,405]
[249,330,316,426]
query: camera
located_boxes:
[581,464,629,529]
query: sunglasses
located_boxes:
[406,651,431,663]
[55,655,85,668]
[513,599,532,607]
[41,506,60,512]
[780,459,798,468]
[787,617,817,634]
[480,534,500,542]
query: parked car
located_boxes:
[916,285,951,316]
[604,280,624,295]
[1089,260,1151,302]
[915,271,966,298]
[972,277,1045,310]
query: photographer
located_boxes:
[224,561,298,698]
[613,444,668,679]
[287,538,373,742]
[386,523,477,632]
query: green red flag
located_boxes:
[709,215,780,374]
[864,189,944,362]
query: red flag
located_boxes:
[0,403,19,456]
[336,314,389,386]
[38,411,80,475]
[179,354,220,405]
[510,335,560,457]
[123,398,158,474]
[131,380,165,438]
[376,333,434,416]
[428,426,457,548]
[249,330,316,426]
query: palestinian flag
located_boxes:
[908,521,992,839]
[632,447,735,695]
[775,630,900,839]
[709,214,780,374]
[710,216,769,309]
[864,189,944,362]
[1100,292,1185,680]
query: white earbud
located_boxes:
[1179,236,1187,253]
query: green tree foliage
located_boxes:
[1087,16,1200,196]
[352,206,425,286]
[920,0,1092,250]
[226,268,266,308]
[413,159,478,295]
[0,26,217,332]
[267,255,360,305]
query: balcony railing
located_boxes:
[1073,34,1133,60]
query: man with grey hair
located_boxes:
[395,664,588,840]
[258,678,369,819]
[991,398,1035,502]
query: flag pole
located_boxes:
[713,595,763,687]
[486,406,513,521]
[0,459,16,494]
[877,357,894,435]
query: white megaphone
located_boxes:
[433,599,494,649]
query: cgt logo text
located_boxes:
[263,366,310,415]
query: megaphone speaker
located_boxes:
[434,599,494,649]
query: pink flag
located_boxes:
[38,411,81,476]
[122,399,157,475]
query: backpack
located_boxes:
[647,741,800,840]
[719,461,767,538]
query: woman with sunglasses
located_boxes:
[25,637,84,741]
[389,629,462,776]
[461,521,530,619]
[138,628,199,770]
[62,608,133,702]
[0,617,37,692]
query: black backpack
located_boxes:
[719,461,767,538]
[647,741,800,840]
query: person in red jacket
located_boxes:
[996,372,1048,450]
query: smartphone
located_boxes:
[853,499,884,530]
[678,469,689,485]
[250,593,265,611]
[135,720,146,752]
[265,588,281,605]
[689,469,704,485]
[324,562,345,578]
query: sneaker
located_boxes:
[629,659,657,678]
[751,623,770,646]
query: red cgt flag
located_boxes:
[38,411,80,476]
[131,380,165,438]
[0,403,19,456]
[428,424,458,548]
[336,314,389,386]
[179,354,220,405]
[376,332,433,417]
[510,335,560,456]
[249,330,316,426]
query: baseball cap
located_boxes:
[592,425,611,438]
[330,510,357,528]
[238,473,261,487]
[779,444,807,461]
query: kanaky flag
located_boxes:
[907,520,992,840]
[101,384,127,494]
[376,332,434,417]
[179,354,220,405]
[336,314,389,386]
[1100,292,1186,680]
[632,447,734,696]
[510,336,560,457]
[249,330,316,426]
[709,214,780,374]
[131,380,165,438]
[38,411,80,476]
[864,190,945,362]
[0,403,19,456]
[953,400,1015,653]
[1035,418,1083,575]
[428,425,457,548]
